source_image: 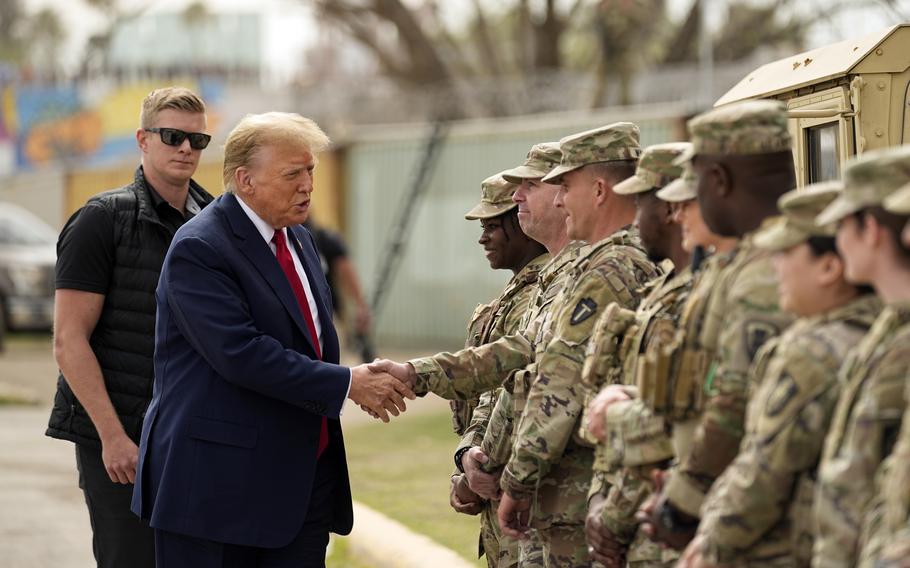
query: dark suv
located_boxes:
[0,203,56,344]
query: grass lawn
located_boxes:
[339,409,486,566]
[326,535,373,568]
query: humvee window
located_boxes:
[806,123,839,183]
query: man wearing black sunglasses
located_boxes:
[47,86,215,568]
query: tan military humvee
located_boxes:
[716,24,910,187]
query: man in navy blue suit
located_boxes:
[131,112,414,567]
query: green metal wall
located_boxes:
[345,104,688,348]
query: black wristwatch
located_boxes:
[454,446,472,473]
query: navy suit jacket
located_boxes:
[131,192,353,548]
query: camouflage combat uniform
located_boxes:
[588,265,692,568]
[453,254,549,437]
[473,241,583,567]
[453,173,548,438]
[813,302,910,567]
[456,251,549,567]
[858,377,910,568]
[498,224,658,566]
[695,184,882,567]
[811,146,910,568]
[489,122,663,567]
[661,101,796,521]
[856,174,910,568]
[452,169,557,568]
[660,230,793,517]
[579,142,694,568]
[422,142,569,567]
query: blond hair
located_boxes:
[223,112,330,191]
[139,87,206,128]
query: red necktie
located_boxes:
[273,229,329,459]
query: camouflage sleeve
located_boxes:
[456,389,497,452]
[577,303,638,445]
[814,346,908,567]
[451,283,537,450]
[601,467,655,544]
[664,260,789,517]
[501,266,640,497]
[479,387,514,473]
[865,380,910,563]
[408,327,534,400]
[602,398,673,469]
[696,339,840,563]
[876,526,910,567]
[594,399,672,543]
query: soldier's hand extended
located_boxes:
[585,385,632,443]
[349,364,416,422]
[450,474,483,516]
[585,493,627,567]
[101,430,139,484]
[368,359,417,391]
[461,447,501,500]
[498,492,531,540]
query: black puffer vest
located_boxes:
[46,167,214,447]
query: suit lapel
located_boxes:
[288,225,340,362]
[221,194,318,355]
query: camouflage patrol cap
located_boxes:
[883,181,910,215]
[755,181,842,251]
[541,122,642,184]
[816,145,910,225]
[501,142,562,183]
[656,163,697,202]
[614,142,691,195]
[464,173,518,220]
[676,99,791,164]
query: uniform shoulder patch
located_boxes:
[570,297,598,325]
[764,373,799,417]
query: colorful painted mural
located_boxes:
[0,79,223,172]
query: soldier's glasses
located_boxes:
[144,127,212,150]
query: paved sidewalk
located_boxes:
[0,401,468,568]
[0,336,467,567]
[0,406,94,568]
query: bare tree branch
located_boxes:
[470,0,504,76]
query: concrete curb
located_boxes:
[345,501,476,568]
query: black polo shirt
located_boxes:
[56,176,200,294]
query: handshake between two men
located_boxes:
[358,359,507,528]
[349,359,419,422]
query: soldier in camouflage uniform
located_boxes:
[638,100,796,550]
[677,183,882,568]
[374,140,575,566]
[810,147,910,568]
[458,141,574,568]
[576,142,692,568]
[493,123,659,567]
[584,163,740,568]
[373,124,659,567]
[858,182,910,568]
[450,172,549,567]
[454,143,568,568]
[861,184,910,568]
